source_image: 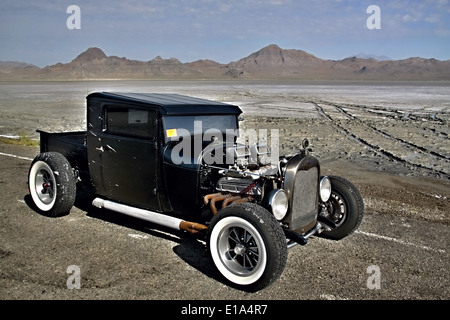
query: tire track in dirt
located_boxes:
[311,101,450,179]
[332,101,449,141]
[329,102,450,161]
[344,103,447,125]
[225,90,450,177]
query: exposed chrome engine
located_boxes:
[214,143,280,197]
[201,140,332,235]
[216,176,262,196]
[201,142,287,216]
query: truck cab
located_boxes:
[86,92,241,215]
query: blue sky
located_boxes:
[1,0,449,67]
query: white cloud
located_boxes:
[402,14,418,23]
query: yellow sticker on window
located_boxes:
[166,129,178,138]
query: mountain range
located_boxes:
[2,44,450,81]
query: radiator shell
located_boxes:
[282,154,320,234]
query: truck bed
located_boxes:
[38,130,89,179]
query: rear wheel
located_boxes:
[28,152,76,216]
[207,203,287,291]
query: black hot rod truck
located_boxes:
[28,92,364,291]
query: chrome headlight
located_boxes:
[268,189,289,221]
[319,176,332,202]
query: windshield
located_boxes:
[163,115,238,142]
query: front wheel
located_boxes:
[28,152,76,216]
[207,203,287,291]
[320,175,364,240]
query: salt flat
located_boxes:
[1,80,449,137]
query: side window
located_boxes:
[105,106,156,139]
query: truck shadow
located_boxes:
[25,191,229,288]
[73,193,226,287]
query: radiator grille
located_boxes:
[290,167,318,231]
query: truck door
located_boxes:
[97,105,159,210]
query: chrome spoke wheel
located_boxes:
[207,203,287,291]
[210,215,268,286]
[222,225,261,274]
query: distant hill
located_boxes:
[225,44,328,78]
[71,47,107,64]
[0,61,39,74]
[2,44,450,81]
[225,45,450,80]
[353,53,391,61]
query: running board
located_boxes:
[92,198,207,234]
